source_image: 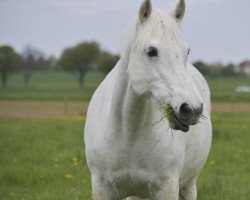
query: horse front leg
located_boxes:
[92,177,116,200]
[155,177,179,200]
[179,178,197,200]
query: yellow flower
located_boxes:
[208,160,216,166]
[72,156,80,166]
[64,174,73,179]
[72,157,78,162]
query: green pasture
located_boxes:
[0,71,250,102]
[0,113,249,200]
[0,116,91,200]
[0,71,105,101]
[207,77,250,102]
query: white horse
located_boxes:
[84,0,212,199]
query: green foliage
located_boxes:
[221,64,236,77]
[19,45,54,88]
[59,41,100,89]
[0,45,19,87]
[193,61,245,78]
[0,113,249,199]
[19,45,54,71]
[193,61,211,76]
[97,51,120,74]
[59,42,100,72]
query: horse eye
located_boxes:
[188,48,191,55]
[146,47,158,58]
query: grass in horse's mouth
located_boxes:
[161,104,174,121]
[161,104,190,132]
[153,104,175,126]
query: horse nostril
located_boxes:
[179,103,193,118]
[179,103,204,125]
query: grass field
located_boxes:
[0,71,250,102]
[0,116,91,200]
[0,70,249,199]
[0,71,105,101]
[0,113,249,200]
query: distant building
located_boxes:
[237,60,250,75]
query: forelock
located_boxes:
[121,9,182,62]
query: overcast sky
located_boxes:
[0,0,249,64]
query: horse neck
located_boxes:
[110,60,152,136]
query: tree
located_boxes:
[193,61,211,76]
[221,64,236,77]
[19,45,49,88]
[59,41,100,89]
[0,45,19,88]
[97,51,120,74]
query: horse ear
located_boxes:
[171,0,186,22]
[139,0,152,23]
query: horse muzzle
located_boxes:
[169,103,204,132]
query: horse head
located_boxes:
[127,0,203,132]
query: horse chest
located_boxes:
[104,120,211,186]
[103,127,186,178]
[96,130,186,199]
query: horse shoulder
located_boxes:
[84,61,121,149]
[87,61,121,116]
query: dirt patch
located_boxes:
[212,103,250,112]
[0,101,88,118]
[0,101,250,118]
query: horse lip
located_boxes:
[176,114,200,126]
[170,114,189,133]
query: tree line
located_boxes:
[193,61,245,78]
[0,42,120,89]
[0,41,245,89]
[59,42,119,89]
